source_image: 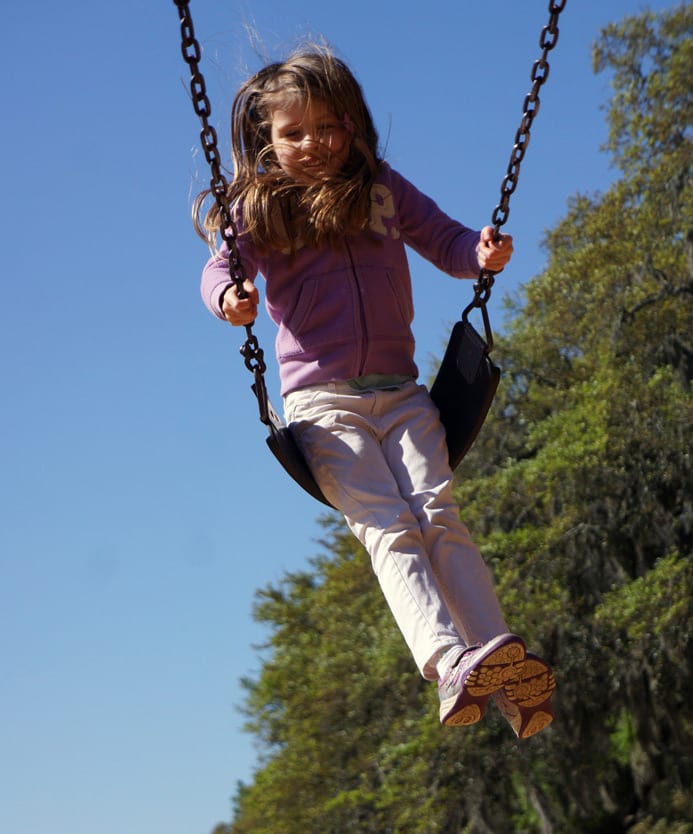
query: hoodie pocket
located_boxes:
[278,271,357,359]
[360,268,413,338]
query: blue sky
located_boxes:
[1,1,677,833]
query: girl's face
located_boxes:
[270,98,351,182]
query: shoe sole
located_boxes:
[503,655,556,708]
[464,637,527,696]
[442,697,487,727]
[520,706,554,738]
[441,634,526,727]
[494,653,556,739]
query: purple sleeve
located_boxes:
[200,208,259,320]
[387,165,482,279]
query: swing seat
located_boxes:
[266,426,334,508]
[430,319,500,470]
[252,384,334,507]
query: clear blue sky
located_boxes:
[0,2,675,833]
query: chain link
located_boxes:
[467,0,567,332]
[172,0,267,377]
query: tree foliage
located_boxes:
[219,7,692,833]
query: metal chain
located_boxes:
[467,0,567,334]
[172,0,267,378]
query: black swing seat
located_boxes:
[429,318,500,471]
[252,383,335,507]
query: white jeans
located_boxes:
[284,380,509,680]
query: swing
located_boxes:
[172,0,567,505]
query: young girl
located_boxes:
[197,46,555,738]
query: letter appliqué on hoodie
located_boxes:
[369,184,400,240]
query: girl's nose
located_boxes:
[300,133,318,151]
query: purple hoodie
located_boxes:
[201,163,482,395]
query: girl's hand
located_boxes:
[476,226,514,272]
[221,280,259,326]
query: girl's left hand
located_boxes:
[476,226,513,272]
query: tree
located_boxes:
[453,5,692,829]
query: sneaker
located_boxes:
[492,652,556,739]
[438,633,526,726]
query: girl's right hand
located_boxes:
[221,280,259,325]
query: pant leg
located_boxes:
[284,382,462,679]
[377,384,510,647]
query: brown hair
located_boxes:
[194,45,381,253]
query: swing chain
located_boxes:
[240,326,267,375]
[173,0,269,389]
[465,0,567,332]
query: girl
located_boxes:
[197,46,555,738]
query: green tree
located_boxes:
[454,4,692,829]
[221,6,692,833]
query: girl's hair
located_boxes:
[194,45,381,253]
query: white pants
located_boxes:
[284,381,509,680]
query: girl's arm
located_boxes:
[387,165,513,277]
[200,205,260,324]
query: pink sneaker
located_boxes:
[492,652,556,739]
[438,634,526,726]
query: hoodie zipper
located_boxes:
[344,239,368,376]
